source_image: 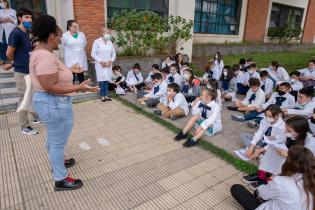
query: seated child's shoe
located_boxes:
[174,131,187,141]
[247,120,258,128]
[227,106,238,111]
[183,139,198,147]
[242,173,261,184]
[153,109,162,116]
[170,115,178,121]
[231,115,245,122]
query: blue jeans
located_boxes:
[244,111,263,121]
[0,31,8,61]
[99,81,109,97]
[33,92,73,181]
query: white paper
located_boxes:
[97,138,110,146]
[79,142,91,151]
[234,148,249,161]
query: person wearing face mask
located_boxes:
[212,51,224,80]
[289,71,303,101]
[207,78,222,110]
[174,88,222,147]
[0,0,17,65]
[298,60,315,88]
[237,63,260,95]
[222,64,238,102]
[259,70,274,100]
[180,69,201,103]
[308,108,315,134]
[154,83,189,121]
[5,8,41,135]
[126,63,145,93]
[267,61,290,84]
[201,60,214,84]
[30,15,99,191]
[283,87,315,118]
[241,105,287,189]
[166,63,182,86]
[144,64,160,89]
[62,20,88,86]
[91,28,116,102]
[137,72,167,107]
[161,55,174,69]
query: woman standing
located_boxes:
[91,28,116,102]
[30,15,99,191]
[0,0,17,64]
[62,20,88,85]
[212,51,224,80]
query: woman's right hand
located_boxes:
[245,144,255,158]
[70,64,80,73]
[78,79,100,92]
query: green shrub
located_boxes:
[267,25,302,43]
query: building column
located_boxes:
[302,0,315,43]
[72,0,105,60]
[243,0,270,42]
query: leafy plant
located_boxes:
[108,10,193,56]
[267,25,302,43]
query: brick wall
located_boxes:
[73,0,105,60]
[243,0,270,42]
[302,0,315,43]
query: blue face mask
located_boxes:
[22,21,32,30]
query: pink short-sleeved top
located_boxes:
[30,49,74,96]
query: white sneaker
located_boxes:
[21,126,39,135]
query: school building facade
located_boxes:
[9,0,315,59]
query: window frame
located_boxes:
[269,3,304,29]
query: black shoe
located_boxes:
[54,177,83,191]
[153,109,162,116]
[249,179,267,190]
[105,97,112,101]
[183,139,198,147]
[65,158,76,168]
[242,173,261,184]
[100,97,106,102]
[228,106,238,111]
[174,131,187,141]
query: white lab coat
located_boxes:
[0,8,17,43]
[267,66,290,82]
[308,119,315,134]
[244,71,261,84]
[166,73,183,86]
[262,92,296,109]
[260,78,274,96]
[160,92,189,116]
[192,100,222,134]
[286,98,315,117]
[62,31,88,70]
[290,80,303,91]
[242,88,265,107]
[213,60,224,80]
[145,81,167,101]
[91,38,116,82]
[256,174,313,210]
[126,70,144,86]
[298,68,315,78]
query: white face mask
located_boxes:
[206,84,212,89]
[266,117,274,123]
[183,73,190,80]
[103,33,111,40]
[0,3,6,8]
[223,72,228,77]
[290,79,297,84]
[248,70,254,74]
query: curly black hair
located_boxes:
[32,14,58,43]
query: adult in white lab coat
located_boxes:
[91,28,116,102]
[62,20,88,85]
[0,0,17,64]
[231,145,314,210]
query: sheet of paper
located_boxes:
[234,148,250,161]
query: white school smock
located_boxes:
[261,78,274,96]
[244,71,260,84]
[286,98,315,117]
[62,31,88,71]
[0,9,17,43]
[290,80,303,91]
[216,89,222,110]
[161,92,189,116]
[111,72,125,83]
[236,71,246,84]
[256,174,313,210]
[126,70,144,86]
[304,132,315,155]
[166,73,183,86]
[145,71,154,84]
[262,92,296,109]
[308,119,315,134]
[212,60,224,80]
[145,81,167,99]
[192,100,222,133]
[298,67,315,78]
[242,88,265,107]
[91,38,116,82]
[267,66,290,82]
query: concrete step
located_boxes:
[0,77,16,89]
[0,91,98,112]
[0,87,17,99]
[0,68,14,79]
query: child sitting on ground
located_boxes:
[137,73,167,107]
[229,78,265,122]
[145,64,160,89]
[208,78,222,110]
[201,60,214,84]
[289,70,303,101]
[174,88,222,147]
[237,63,260,94]
[109,65,127,92]
[166,64,182,86]
[222,64,238,101]
[126,63,145,93]
[260,70,274,100]
[181,69,201,103]
[154,83,189,121]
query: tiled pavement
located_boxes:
[0,99,246,210]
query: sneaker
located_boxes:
[21,126,39,135]
[231,115,245,122]
[65,158,76,168]
[33,119,43,124]
[153,109,162,116]
[174,131,187,141]
[242,173,261,184]
[105,97,112,101]
[249,180,267,190]
[54,176,83,191]
[183,139,198,147]
[227,106,238,111]
[247,120,258,128]
[170,115,178,121]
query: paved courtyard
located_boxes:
[0,99,247,210]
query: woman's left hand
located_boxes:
[105,61,113,67]
[78,79,99,92]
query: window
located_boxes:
[10,0,47,14]
[269,3,304,29]
[107,0,169,19]
[194,0,242,35]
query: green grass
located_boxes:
[112,94,258,174]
